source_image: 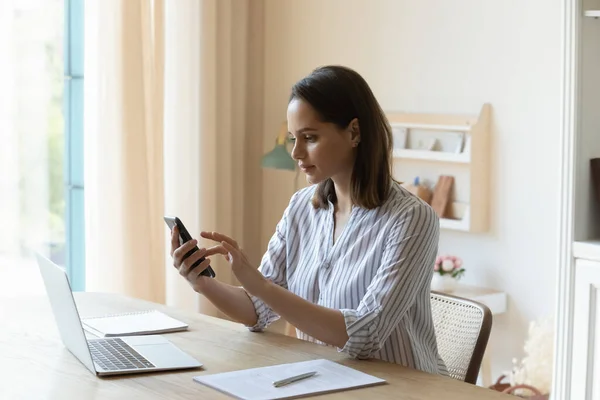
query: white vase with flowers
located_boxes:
[431,255,465,293]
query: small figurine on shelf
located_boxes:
[431,175,454,218]
[402,176,432,204]
[431,255,465,293]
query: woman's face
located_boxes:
[287,98,359,186]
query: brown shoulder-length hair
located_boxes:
[289,65,394,210]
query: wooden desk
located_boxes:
[0,292,510,399]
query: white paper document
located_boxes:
[193,359,386,400]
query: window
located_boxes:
[0,0,84,295]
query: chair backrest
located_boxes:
[430,291,493,384]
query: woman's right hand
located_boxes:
[170,226,224,293]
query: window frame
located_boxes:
[64,0,85,291]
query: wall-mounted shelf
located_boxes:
[392,123,471,132]
[573,239,600,261]
[387,104,491,233]
[585,10,600,18]
[439,202,471,231]
[392,148,470,164]
[440,217,469,231]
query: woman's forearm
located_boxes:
[198,279,258,327]
[200,274,350,348]
[251,280,349,348]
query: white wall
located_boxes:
[261,0,562,380]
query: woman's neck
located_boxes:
[332,177,352,215]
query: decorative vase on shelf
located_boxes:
[431,274,458,292]
[431,254,465,293]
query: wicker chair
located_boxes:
[430,291,493,384]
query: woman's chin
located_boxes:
[304,173,325,186]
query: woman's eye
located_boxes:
[287,135,315,143]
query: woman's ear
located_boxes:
[348,118,361,147]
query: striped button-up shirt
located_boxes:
[248,182,448,375]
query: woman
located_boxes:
[171,65,447,375]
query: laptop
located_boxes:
[35,253,203,376]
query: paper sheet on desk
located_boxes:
[193,359,386,400]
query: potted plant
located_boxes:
[431,255,465,292]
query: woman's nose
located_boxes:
[291,142,304,160]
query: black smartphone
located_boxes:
[164,216,216,278]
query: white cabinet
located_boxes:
[572,241,600,400]
[554,6,600,399]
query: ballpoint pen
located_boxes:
[272,371,318,388]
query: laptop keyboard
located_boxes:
[88,338,155,371]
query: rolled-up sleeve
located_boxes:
[338,204,439,358]
[245,201,291,332]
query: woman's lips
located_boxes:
[299,165,315,173]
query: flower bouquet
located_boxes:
[489,316,553,399]
[431,255,465,292]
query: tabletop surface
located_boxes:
[0,291,510,399]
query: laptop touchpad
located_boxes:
[136,343,200,367]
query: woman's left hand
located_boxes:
[200,231,267,296]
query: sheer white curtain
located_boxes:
[164,0,256,314]
[84,0,166,303]
[84,0,255,315]
[163,0,221,313]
